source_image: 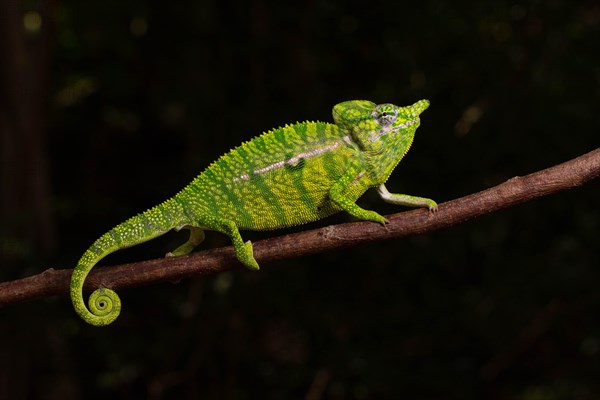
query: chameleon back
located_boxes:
[177,121,366,230]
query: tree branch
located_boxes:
[1,147,599,308]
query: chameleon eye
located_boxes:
[373,105,398,127]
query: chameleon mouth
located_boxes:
[367,117,420,142]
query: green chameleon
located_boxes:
[71,99,437,326]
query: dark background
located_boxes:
[1,1,599,399]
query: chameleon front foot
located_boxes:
[427,200,439,213]
[363,210,389,225]
[376,184,438,213]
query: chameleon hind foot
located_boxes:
[235,240,260,271]
[166,227,205,257]
[208,219,260,270]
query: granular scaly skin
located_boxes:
[71,99,437,326]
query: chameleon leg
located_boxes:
[201,218,260,270]
[167,226,206,257]
[329,166,388,224]
[376,184,438,212]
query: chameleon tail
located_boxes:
[71,199,187,326]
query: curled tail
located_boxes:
[71,199,187,326]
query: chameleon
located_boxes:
[71,99,438,326]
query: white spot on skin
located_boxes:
[253,160,286,175]
[232,140,344,183]
[283,141,341,167]
[233,173,251,183]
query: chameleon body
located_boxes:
[71,99,437,326]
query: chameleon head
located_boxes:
[332,99,430,149]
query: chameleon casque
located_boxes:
[71,99,438,326]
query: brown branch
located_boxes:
[1,147,599,308]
